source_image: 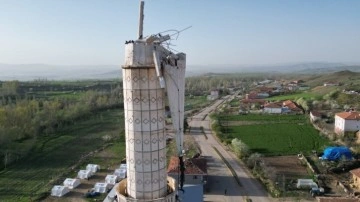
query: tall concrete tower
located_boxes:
[116,1,186,201]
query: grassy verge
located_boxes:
[0,109,125,201]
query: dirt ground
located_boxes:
[262,155,309,180]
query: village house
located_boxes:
[323,82,339,87]
[282,100,303,114]
[334,111,360,135]
[245,92,259,99]
[263,102,282,114]
[241,99,266,110]
[317,197,359,202]
[287,85,299,91]
[293,80,304,84]
[257,92,270,98]
[310,111,322,122]
[350,168,360,190]
[298,85,310,91]
[207,90,219,100]
[167,156,207,185]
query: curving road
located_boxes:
[188,97,273,202]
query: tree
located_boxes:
[231,138,250,158]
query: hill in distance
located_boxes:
[0,62,359,81]
[0,63,121,81]
[305,70,360,87]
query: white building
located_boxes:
[114,168,127,179]
[63,178,80,189]
[105,175,120,186]
[51,185,70,197]
[310,111,322,122]
[86,164,100,173]
[207,90,219,100]
[119,164,127,169]
[263,102,282,114]
[94,182,110,193]
[77,170,92,179]
[335,111,360,134]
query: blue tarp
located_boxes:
[322,146,352,161]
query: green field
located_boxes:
[219,114,306,122]
[29,91,86,100]
[266,92,320,101]
[185,95,210,111]
[220,114,330,156]
[0,109,125,201]
[229,99,239,107]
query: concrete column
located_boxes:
[123,67,167,199]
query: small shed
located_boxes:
[86,164,100,173]
[94,182,110,193]
[77,169,92,179]
[119,164,127,169]
[296,179,318,189]
[105,174,119,185]
[51,185,70,197]
[63,178,81,189]
[114,168,127,179]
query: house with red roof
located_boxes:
[350,167,360,190]
[167,156,207,185]
[334,111,360,135]
[241,99,266,110]
[282,100,303,114]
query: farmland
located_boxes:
[0,109,125,201]
[218,114,330,156]
[185,95,210,111]
[266,92,320,101]
[218,114,306,122]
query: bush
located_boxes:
[231,138,250,158]
[247,153,262,169]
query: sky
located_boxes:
[0,0,360,66]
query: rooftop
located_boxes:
[336,111,360,120]
[310,111,322,117]
[264,102,282,108]
[350,167,360,178]
[283,100,302,111]
[167,156,207,175]
[317,197,359,202]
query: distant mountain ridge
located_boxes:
[0,63,121,81]
[305,70,360,87]
[189,62,360,75]
[0,62,359,81]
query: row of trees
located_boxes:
[293,89,360,114]
[185,75,250,95]
[0,80,19,96]
[0,88,123,168]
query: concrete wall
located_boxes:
[263,107,282,114]
[168,173,205,185]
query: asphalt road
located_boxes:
[188,97,273,202]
